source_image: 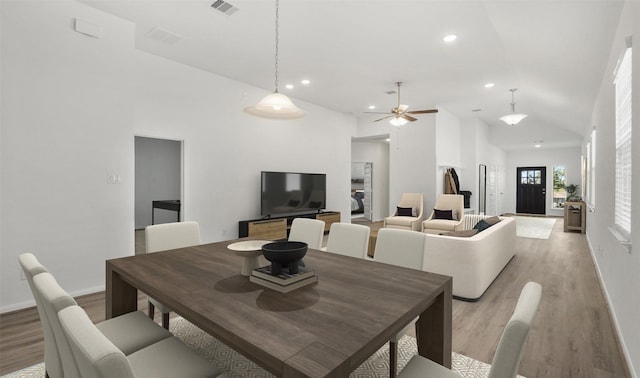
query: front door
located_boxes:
[516,167,546,214]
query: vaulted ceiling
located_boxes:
[81,0,625,151]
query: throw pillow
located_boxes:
[473,219,492,232]
[440,229,478,237]
[484,216,501,225]
[451,209,459,220]
[433,209,454,220]
[397,206,413,216]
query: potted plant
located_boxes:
[565,184,581,201]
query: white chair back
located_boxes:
[58,305,136,378]
[324,223,370,259]
[18,253,64,378]
[489,281,542,378]
[430,194,464,220]
[373,228,426,270]
[145,221,201,253]
[397,193,424,218]
[33,272,82,378]
[288,218,325,250]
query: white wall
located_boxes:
[357,115,438,216]
[351,141,390,221]
[503,147,582,216]
[1,1,136,311]
[585,2,639,375]
[0,0,355,312]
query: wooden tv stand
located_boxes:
[238,211,340,240]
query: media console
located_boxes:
[238,211,341,240]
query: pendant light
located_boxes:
[499,88,527,126]
[244,0,304,119]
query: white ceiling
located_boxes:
[81,0,625,151]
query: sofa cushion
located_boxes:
[397,206,414,216]
[485,216,502,225]
[473,219,493,232]
[386,216,418,227]
[433,209,454,220]
[440,229,478,237]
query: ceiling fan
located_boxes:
[367,82,438,126]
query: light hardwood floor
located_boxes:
[0,217,630,377]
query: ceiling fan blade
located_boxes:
[374,115,396,122]
[398,104,409,113]
[401,114,418,122]
[407,109,438,114]
[365,111,393,115]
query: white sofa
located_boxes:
[422,214,516,301]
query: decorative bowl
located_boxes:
[261,241,308,275]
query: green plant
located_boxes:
[565,184,581,201]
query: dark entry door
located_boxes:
[516,167,546,214]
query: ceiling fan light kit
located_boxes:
[244,0,304,120]
[390,117,409,127]
[500,88,527,126]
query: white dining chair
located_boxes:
[288,217,325,250]
[144,221,201,329]
[321,222,370,259]
[58,305,223,378]
[373,228,427,378]
[398,281,542,378]
[31,271,174,378]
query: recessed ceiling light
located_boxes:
[368,105,376,110]
[301,79,310,85]
[285,84,294,90]
[534,141,543,148]
[443,34,457,43]
[484,83,495,88]
[385,138,391,142]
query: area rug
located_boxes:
[1,317,525,378]
[514,216,556,239]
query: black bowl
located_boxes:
[262,241,308,275]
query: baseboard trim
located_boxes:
[1,285,105,315]
[586,235,636,378]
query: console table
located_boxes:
[239,211,340,239]
[152,200,180,225]
[564,201,586,233]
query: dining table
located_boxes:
[106,238,452,377]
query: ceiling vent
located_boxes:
[211,0,239,16]
[145,27,183,45]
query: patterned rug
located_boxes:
[2,317,524,378]
[514,216,556,239]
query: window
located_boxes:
[553,166,566,208]
[614,47,632,237]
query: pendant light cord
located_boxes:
[274,0,280,93]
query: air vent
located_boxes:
[145,27,183,45]
[211,0,239,16]
[384,90,397,95]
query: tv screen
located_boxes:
[261,171,326,216]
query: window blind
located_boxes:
[614,47,632,236]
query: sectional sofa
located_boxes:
[422,214,516,301]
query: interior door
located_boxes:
[516,166,546,214]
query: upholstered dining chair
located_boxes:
[288,217,325,250]
[58,305,223,378]
[31,271,173,378]
[144,221,201,329]
[384,193,425,231]
[373,228,427,378]
[421,194,465,234]
[321,222,370,259]
[397,281,542,378]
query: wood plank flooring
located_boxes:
[0,217,630,377]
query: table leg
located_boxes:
[415,280,452,368]
[106,263,138,319]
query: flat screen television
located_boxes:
[261,171,326,216]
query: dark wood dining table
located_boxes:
[106,239,452,377]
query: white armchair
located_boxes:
[422,194,465,234]
[384,193,424,231]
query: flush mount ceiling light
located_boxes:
[499,88,527,126]
[443,34,457,43]
[244,0,303,119]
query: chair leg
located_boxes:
[148,301,155,320]
[390,340,397,378]
[162,312,170,330]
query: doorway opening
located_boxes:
[134,136,183,253]
[516,166,546,214]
